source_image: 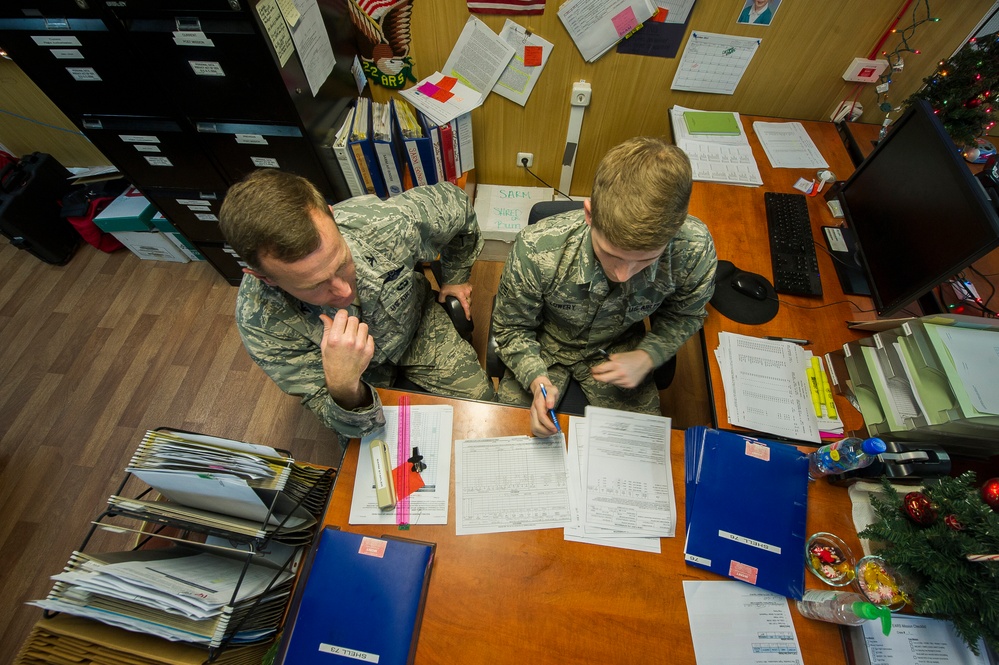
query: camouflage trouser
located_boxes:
[368,295,495,401]
[497,357,660,415]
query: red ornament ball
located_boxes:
[966,97,983,109]
[982,478,999,511]
[944,514,963,530]
[903,491,937,526]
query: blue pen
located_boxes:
[539,384,561,433]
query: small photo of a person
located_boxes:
[737,0,781,25]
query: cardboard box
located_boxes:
[151,212,206,261]
[112,229,190,262]
[94,186,156,232]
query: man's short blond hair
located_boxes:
[589,137,692,251]
[219,169,329,270]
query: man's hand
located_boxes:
[320,310,375,409]
[438,282,473,320]
[590,350,655,390]
[528,376,560,437]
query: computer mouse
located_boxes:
[731,273,768,301]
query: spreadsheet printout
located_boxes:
[455,434,573,535]
[671,32,760,95]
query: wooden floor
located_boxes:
[0,240,711,661]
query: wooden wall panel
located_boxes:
[0,59,110,167]
[372,0,988,195]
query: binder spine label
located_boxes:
[719,530,781,554]
[318,643,381,662]
[406,143,428,186]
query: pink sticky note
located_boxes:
[417,82,440,97]
[523,45,543,67]
[611,6,639,37]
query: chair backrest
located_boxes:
[527,200,584,226]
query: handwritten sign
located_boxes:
[473,184,555,242]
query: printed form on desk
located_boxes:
[670,105,763,186]
[351,405,453,525]
[715,332,844,442]
[753,121,829,169]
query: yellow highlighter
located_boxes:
[809,356,825,417]
[820,366,837,419]
[369,438,397,510]
[806,367,822,418]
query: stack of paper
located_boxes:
[684,427,809,599]
[715,333,843,443]
[670,105,763,186]
[472,184,553,243]
[752,121,829,169]
[31,549,296,647]
[564,408,676,553]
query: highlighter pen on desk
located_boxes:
[819,367,837,419]
[765,336,811,346]
[539,384,562,433]
[805,367,823,418]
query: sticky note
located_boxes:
[417,82,439,97]
[611,6,638,37]
[653,7,669,22]
[524,45,543,67]
[392,465,426,500]
[437,75,458,91]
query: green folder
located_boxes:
[683,111,741,135]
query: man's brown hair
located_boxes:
[589,137,692,251]
[219,169,329,270]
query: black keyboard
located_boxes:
[764,192,823,296]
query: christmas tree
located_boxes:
[859,472,999,654]
[906,32,999,147]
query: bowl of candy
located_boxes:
[855,555,910,611]
[805,532,856,586]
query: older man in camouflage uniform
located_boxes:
[220,170,494,444]
[493,137,717,437]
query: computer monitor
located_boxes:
[831,99,999,316]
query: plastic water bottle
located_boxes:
[807,436,887,480]
[796,590,892,635]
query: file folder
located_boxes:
[276,527,435,665]
[683,427,809,600]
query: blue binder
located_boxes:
[276,527,435,665]
[349,98,388,198]
[392,98,438,187]
[683,427,809,599]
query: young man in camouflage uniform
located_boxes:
[492,137,717,437]
[220,169,494,444]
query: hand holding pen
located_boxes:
[529,378,561,437]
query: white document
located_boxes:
[669,105,763,186]
[671,32,760,95]
[349,405,453,526]
[399,71,484,127]
[279,0,334,96]
[455,434,573,535]
[564,418,662,552]
[683,580,804,665]
[858,614,990,664]
[753,121,829,169]
[558,0,657,63]
[472,184,554,241]
[442,16,515,98]
[716,332,821,443]
[930,326,999,414]
[493,20,553,106]
[583,407,676,537]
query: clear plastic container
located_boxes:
[796,590,892,635]
[855,555,909,611]
[807,437,887,479]
[805,532,856,586]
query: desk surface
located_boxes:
[691,116,873,436]
[322,389,864,665]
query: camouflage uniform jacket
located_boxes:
[235,183,482,439]
[493,210,717,391]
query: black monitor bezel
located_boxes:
[837,99,999,316]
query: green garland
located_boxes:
[858,472,999,654]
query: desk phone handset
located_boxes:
[826,440,951,485]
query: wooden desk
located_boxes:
[691,117,872,435]
[322,389,864,665]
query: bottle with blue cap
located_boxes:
[807,436,887,480]
[796,590,892,635]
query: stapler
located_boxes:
[826,440,951,485]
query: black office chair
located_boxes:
[392,261,473,393]
[485,200,677,416]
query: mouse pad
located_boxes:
[710,260,779,324]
